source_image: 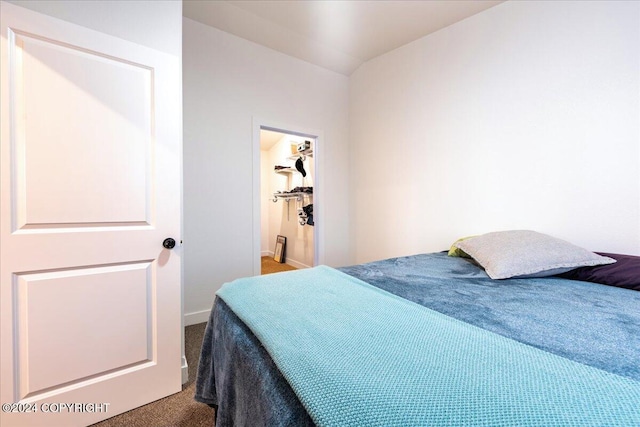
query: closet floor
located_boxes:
[261,256,297,275]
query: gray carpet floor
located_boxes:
[91,322,215,427]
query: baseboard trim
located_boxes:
[181,356,188,384]
[184,309,211,326]
[285,258,311,269]
[261,252,311,269]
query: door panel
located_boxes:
[16,262,152,396]
[17,30,152,227]
[1,3,182,426]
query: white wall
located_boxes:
[349,0,640,263]
[183,18,350,324]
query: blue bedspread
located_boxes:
[195,252,640,426]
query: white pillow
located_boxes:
[454,230,616,280]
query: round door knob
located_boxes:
[163,238,176,249]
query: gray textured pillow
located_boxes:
[454,230,616,280]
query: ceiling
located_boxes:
[183,0,505,76]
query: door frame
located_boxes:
[252,117,324,275]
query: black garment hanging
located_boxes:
[295,157,306,177]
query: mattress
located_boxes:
[195,252,640,426]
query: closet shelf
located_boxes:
[272,192,312,202]
[274,167,297,175]
[287,148,313,160]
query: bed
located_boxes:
[195,231,640,426]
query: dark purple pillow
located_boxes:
[558,252,639,291]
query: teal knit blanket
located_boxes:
[217,266,640,426]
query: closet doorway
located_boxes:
[253,123,320,276]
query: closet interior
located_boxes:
[260,129,315,270]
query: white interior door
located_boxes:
[0,3,182,426]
